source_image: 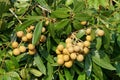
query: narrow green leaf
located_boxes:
[46,36,51,53]
[25,16,44,20]
[46,62,53,80]
[115,62,120,77]
[64,68,73,80]
[92,50,116,70]
[59,72,65,80]
[34,54,46,75]
[15,20,35,31]
[77,72,85,80]
[73,20,83,30]
[32,21,43,45]
[55,19,69,31]
[7,71,21,80]
[29,68,42,77]
[96,37,102,50]
[76,29,85,39]
[117,35,120,48]
[93,62,103,80]
[66,24,72,35]
[85,54,92,77]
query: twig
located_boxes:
[9,8,22,24]
[37,5,51,13]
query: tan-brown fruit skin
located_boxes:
[65,38,72,43]
[64,60,73,68]
[57,44,64,52]
[40,35,46,42]
[56,49,61,55]
[73,45,80,52]
[70,53,77,60]
[86,28,91,35]
[57,58,64,65]
[63,55,70,61]
[63,48,69,54]
[67,47,74,53]
[13,48,20,55]
[28,49,36,55]
[86,35,92,41]
[42,27,46,33]
[30,26,35,30]
[22,36,28,42]
[12,42,18,48]
[19,46,26,53]
[26,33,33,40]
[80,21,87,25]
[77,54,84,62]
[83,47,89,54]
[28,44,35,50]
[97,30,105,36]
[84,41,91,47]
[16,31,24,38]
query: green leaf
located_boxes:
[51,8,70,18]
[46,62,53,80]
[7,71,21,80]
[66,24,72,35]
[34,54,46,75]
[46,36,51,53]
[76,29,85,39]
[15,20,35,31]
[32,21,43,45]
[5,60,15,71]
[25,16,44,20]
[115,62,120,77]
[55,19,69,31]
[29,68,42,77]
[0,68,6,75]
[73,20,83,30]
[92,50,116,70]
[77,72,85,80]
[85,54,92,77]
[74,13,90,21]
[64,68,73,80]
[59,72,65,80]
[96,37,102,50]
[65,0,73,6]
[93,62,103,80]
[117,34,120,48]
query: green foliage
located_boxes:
[0,0,120,80]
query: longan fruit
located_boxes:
[77,54,84,62]
[70,53,77,60]
[86,28,91,35]
[63,48,69,54]
[28,44,35,50]
[16,31,24,38]
[77,42,84,48]
[45,20,49,26]
[13,48,20,55]
[83,47,89,54]
[57,44,64,52]
[80,21,87,25]
[56,49,61,55]
[64,60,73,68]
[28,49,36,55]
[65,38,72,43]
[73,45,80,52]
[30,26,35,30]
[40,35,46,42]
[12,42,18,48]
[26,28,31,33]
[57,58,64,65]
[42,27,46,33]
[63,55,70,61]
[66,43,72,48]
[19,46,26,53]
[67,46,74,53]
[86,35,92,41]
[84,41,91,47]
[22,36,28,42]
[97,29,104,36]
[57,54,63,59]
[26,33,33,40]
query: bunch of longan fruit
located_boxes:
[56,28,105,68]
[11,26,46,56]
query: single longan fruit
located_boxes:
[77,54,84,62]
[63,48,69,54]
[26,28,31,33]
[22,36,28,42]
[26,33,33,40]
[84,41,91,47]
[42,27,46,33]
[63,55,70,61]
[64,60,73,68]
[66,43,72,48]
[57,54,63,59]
[28,44,35,50]
[86,35,92,41]
[56,49,61,55]
[19,46,26,53]
[80,21,87,25]
[97,30,104,36]
[77,42,84,48]
[86,28,91,35]
[70,53,77,60]
[28,49,36,55]
[16,31,24,38]
[67,46,74,53]
[45,20,49,26]
[13,48,20,55]
[73,45,80,52]
[12,42,18,48]
[57,44,64,52]
[30,26,35,30]
[65,38,72,43]
[57,58,64,65]
[40,35,46,42]
[83,47,89,54]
